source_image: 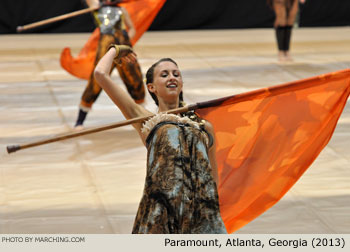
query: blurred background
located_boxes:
[1,0,350,34]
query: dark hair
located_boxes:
[146,58,203,124]
[145,58,183,107]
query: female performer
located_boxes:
[268,0,306,61]
[75,0,145,129]
[94,44,227,233]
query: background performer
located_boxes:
[74,0,145,129]
[268,0,306,61]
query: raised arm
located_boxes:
[94,45,153,138]
[121,7,136,40]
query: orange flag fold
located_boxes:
[196,69,350,233]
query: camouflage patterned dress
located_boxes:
[132,114,227,234]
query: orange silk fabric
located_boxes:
[60,0,166,80]
[196,69,350,233]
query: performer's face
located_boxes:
[148,61,183,104]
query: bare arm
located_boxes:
[121,7,136,39]
[94,47,153,140]
[205,121,219,186]
[85,0,99,8]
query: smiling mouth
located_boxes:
[166,83,178,88]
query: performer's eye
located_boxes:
[161,71,169,77]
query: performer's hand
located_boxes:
[86,0,100,8]
[299,0,306,4]
[108,44,136,64]
[119,51,137,64]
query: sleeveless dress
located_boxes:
[132,114,227,234]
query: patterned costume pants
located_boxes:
[80,30,145,110]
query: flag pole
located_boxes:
[16,6,99,32]
[16,0,143,32]
[6,105,196,154]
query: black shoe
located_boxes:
[75,109,87,127]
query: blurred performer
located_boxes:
[74,0,145,129]
[268,0,306,61]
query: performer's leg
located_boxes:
[115,60,145,104]
[74,35,115,128]
[287,0,299,26]
[273,0,288,27]
[113,31,145,103]
[275,26,285,56]
[284,25,293,60]
[284,0,299,61]
[273,0,288,61]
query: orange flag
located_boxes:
[60,0,166,80]
[196,69,350,233]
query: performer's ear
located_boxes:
[147,83,155,93]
